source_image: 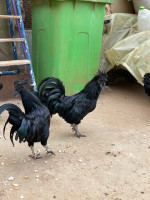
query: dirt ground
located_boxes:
[1,83,150,200]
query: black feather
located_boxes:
[144,73,150,97]
[13,80,51,147]
[0,83,3,89]
[3,118,9,140]
[0,104,24,145]
[37,71,107,126]
[0,81,51,150]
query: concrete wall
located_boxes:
[23,0,32,29]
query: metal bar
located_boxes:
[6,0,18,60]
[0,59,31,67]
[0,38,25,42]
[11,0,37,91]
[0,15,20,19]
[0,68,19,75]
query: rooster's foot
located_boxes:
[47,150,55,156]
[75,132,86,138]
[43,145,55,156]
[71,126,75,131]
[30,146,41,159]
[71,124,86,138]
[29,151,41,159]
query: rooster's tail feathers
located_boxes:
[15,119,30,143]
[0,104,24,145]
[3,118,9,141]
[38,77,65,115]
[0,103,23,115]
[10,126,16,146]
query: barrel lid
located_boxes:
[56,0,114,3]
[140,6,145,10]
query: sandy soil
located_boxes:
[1,83,150,200]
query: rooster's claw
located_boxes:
[75,134,86,138]
[47,150,56,156]
[29,154,42,159]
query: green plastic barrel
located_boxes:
[31,0,113,95]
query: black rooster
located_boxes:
[144,73,150,97]
[37,71,107,137]
[0,83,3,89]
[0,80,54,159]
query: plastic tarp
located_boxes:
[100,13,150,85]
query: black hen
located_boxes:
[0,80,54,159]
[144,73,150,97]
[37,71,107,137]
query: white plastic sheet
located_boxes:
[100,13,150,85]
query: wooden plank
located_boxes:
[0,60,31,67]
[0,15,20,19]
[0,38,25,42]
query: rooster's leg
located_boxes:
[43,145,55,155]
[29,145,41,159]
[71,124,86,138]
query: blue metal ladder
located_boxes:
[0,0,37,91]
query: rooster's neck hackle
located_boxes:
[83,80,101,99]
[82,73,106,99]
[20,87,33,113]
[19,87,42,114]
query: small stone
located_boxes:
[104,193,109,196]
[55,178,58,181]
[13,186,19,190]
[3,181,7,185]
[78,159,82,162]
[44,161,48,164]
[105,152,111,155]
[25,176,30,179]
[1,162,4,165]
[8,177,14,181]
[34,170,38,173]
[20,195,24,199]
[66,144,70,148]
[13,183,19,187]
[58,150,61,153]
[141,191,144,194]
